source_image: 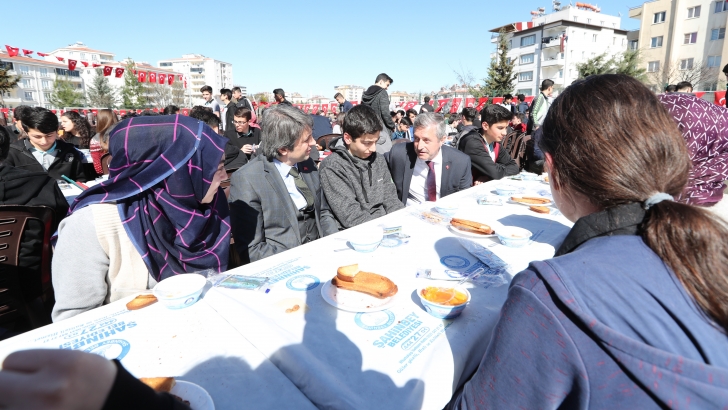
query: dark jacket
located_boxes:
[419,103,434,113]
[224,101,236,134]
[5,139,88,182]
[362,85,396,131]
[339,100,354,113]
[279,99,293,106]
[5,124,25,139]
[234,97,252,110]
[0,164,69,301]
[223,127,259,169]
[457,129,518,181]
[385,142,472,206]
[451,203,728,409]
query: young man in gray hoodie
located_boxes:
[319,104,404,230]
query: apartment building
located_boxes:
[333,85,364,103]
[0,51,84,109]
[629,0,727,91]
[490,4,628,96]
[158,54,234,104]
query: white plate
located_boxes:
[509,197,553,207]
[320,279,401,313]
[447,224,497,238]
[170,380,214,410]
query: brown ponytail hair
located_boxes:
[540,74,728,333]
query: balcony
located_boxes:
[541,56,564,67]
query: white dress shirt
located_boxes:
[273,159,308,210]
[406,148,443,206]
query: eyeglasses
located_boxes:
[234,121,248,125]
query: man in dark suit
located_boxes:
[229,105,338,264]
[386,112,472,206]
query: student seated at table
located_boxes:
[191,106,248,170]
[51,115,230,322]
[448,75,728,409]
[228,105,337,264]
[385,112,472,206]
[457,104,518,184]
[224,107,261,162]
[4,107,88,182]
[319,104,404,230]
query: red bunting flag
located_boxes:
[81,61,88,67]
[92,63,101,68]
[168,75,174,85]
[103,66,113,76]
[303,104,311,113]
[475,97,488,111]
[330,103,337,113]
[183,79,187,89]
[4,46,19,57]
[22,49,33,55]
[693,92,705,99]
[37,52,49,57]
[56,56,64,61]
[137,71,146,82]
[51,110,57,114]
[149,72,157,83]
[491,97,504,105]
[120,110,127,115]
[158,74,166,85]
[465,98,476,108]
[449,98,463,114]
[311,104,320,114]
[181,108,190,116]
[0,108,8,114]
[524,96,535,104]
[153,108,159,113]
[402,101,418,111]
[114,67,124,78]
[351,101,359,106]
[178,74,183,80]
[321,104,329,115]
[715,90,726,106]
[68,60,77,71]
[435,99,450,112]
[136,109,142,114]
[91,109,98,115]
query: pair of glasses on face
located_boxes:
[234,121,248,125]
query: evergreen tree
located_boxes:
[86,68,117,108]
[0,67,20,108]
[119,60,146,109]
[49,75,86,108]
[483,29,517,97]
[614,50,648,82]
[575,53,615,78]
[576,50,648,83]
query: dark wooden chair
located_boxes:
[316,134,341,151]
[100,153,112,175]
[0,206,55,332]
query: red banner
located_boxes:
[181,108,190,116]
[81,61,88,67]
[524,96,535,104]
[715,91,727,106]
[303,104,311,112]
[465,98,476,108]
[491,97,504,105]
[91,109,98,115]
[168,75,174,85]
[103,66,112,76]
[0,108,8,114]
[693,92,705,99]
[51,110,57,114]
[450,98,463,113]
[475,97,489,111]
[93,63,101,68]
[115,67,124,78]
[4,45,19,57]
[158,74,166,85]
[435,99,450,113]
[22,49,32,55]
[183,79,187,89]
[137,71,146,82]
[330,103,337,113]
[136,109,142,114]
[321,104,329,115]
[149,72,157,83]
[311,104,320,114]
[403,101,418,111]
[56,56,64,61]
[68,60,77,71]
[37,52,49,57]
[153,108,159,113]
[120,110,127,115]
[351,101,359,106]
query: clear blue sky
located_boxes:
[4,0,641,97]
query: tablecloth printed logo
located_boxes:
[286,275,320,291]
[380,237,403,248]
[355,310,395,331]
[58,320,137,350]
[440,255,470,269]
[83,339,131,361]
[372,312,423,348]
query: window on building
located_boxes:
[648,61,660,72]
[651,36,664,47]
[593,34,598,42]
[688,5,701,18]
[683,32,698,44]
[708,55,722,67]
[716,1,728,13]
[558,69,563,78]
[587,18,591,24]
[24,91,33,100]
[160,62,172,67]
[653,11,666,23]
[679,58,694,70]
[520,53,534,64]
[39,68,49,77]
[44,104,52,109]
[21,79,31,88]
[573,16,578,22]
[508,40,512,49]
[518,71,533,82]
[42,80,52,90]
[613,37,616,45]
[69,51,74,56]
[92,54,98,61]
[582,51,585,58]
[703,82,718,91]
[629,40,639,50]
[711,28,726,40]
[43,92,51,100]
[601,20,605,26]
[520,35,536,47]
[80,53,86,59]
[18,65,29,75]
[516,88,532,96]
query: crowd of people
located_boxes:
[0,72,727,408]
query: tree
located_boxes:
[614,49,647,82]
[253,92,268,103]
[576,50,648,83]
[454,67,488,99]
[86,68,117,108]
[49,75,85,108]
[119,60,146,109]
[146,83,171,108]
[482,29,517,97]
[170,81,186,106]
[648,59,717,91]
[575,53,615,78]
[0,66,20,108]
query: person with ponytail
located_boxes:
[448,75,728,409]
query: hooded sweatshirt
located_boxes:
[449,203,728,409]
[319,138,403,230]
[362,85,396,131]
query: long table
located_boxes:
[0,177,572,409]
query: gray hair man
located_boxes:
[229,105,338,264]
[385,112,473,206]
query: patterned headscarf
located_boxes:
[70,115,230,281]
[658,93,728,206]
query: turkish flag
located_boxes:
[465,98,476,108]
[68,60,77,71]
[303,104,311,113]
[158,74,166,84]
[153,108,159,113]
[491,97,504,105]
[475,97,489,111]
[92,63,101,68]
[330,103,337,113]
[715,90,727,106]
[183,79,187,89]
[56,56,64,61]
[311,104,320,114]
[114,67,124,78]
[321,104,329,114]
[435,99,450,112]
[22,49,33,55]
[693,92,705,99]
[120,110,127,115]
[450,98,463,113]
[524,96,535,104]
[4,45,19,57]
[181,108,190,116]
[403,101,418,111]
[168,75,174,85]
[91,109,98,115]
[149,72,157,83]
[178,74,183,80]
[136,109,142,114]
[0,108,8,114]
[137,71,146,82]
[81,61,88,67]
[51,110,57,114]
[37,52,49,57]
[103,66,113,76]
[351,101,359,106]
